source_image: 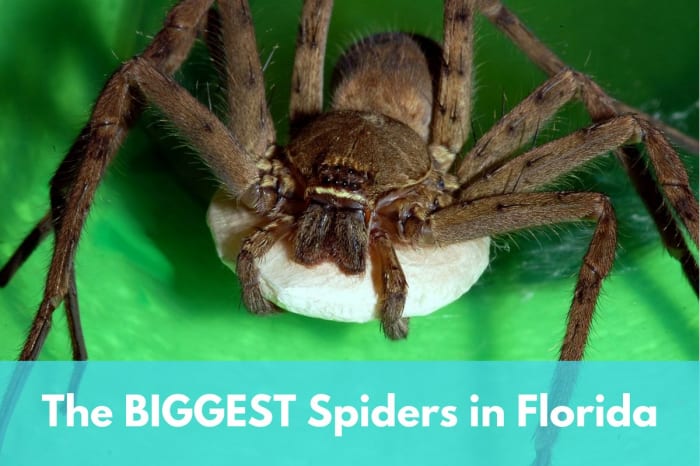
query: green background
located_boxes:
[0,0,697,360]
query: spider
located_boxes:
[0,0,697,361]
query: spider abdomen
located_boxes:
[331,32,438,141]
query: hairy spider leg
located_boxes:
[428,0,477,171]
[0,0,286,360]
[205,0,276,155]
[477,0,699,292]
[289,0,334,132]
[478,0,698,154]
[453,68,699,292]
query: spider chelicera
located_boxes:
[0,0,696,360]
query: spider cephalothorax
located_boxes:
[288,111,439,264]
[1,0,697,362]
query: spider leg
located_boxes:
[426,191,617,361]
[456,69,580,183]
[474,0,698,293]
[429,0,476,172]
[289,0,334,133]
[427,189,615,466]
[207,0,276,155]
[64,266,87,361]
[1,0,217,289]
[1,212,88,359]
[466,116,699,291]
[478,117,700,290]
[0,212,52,287]
[477,0,699,154]
[463,116,672,201]
[12,0,257,361]
[131,61,262,193]
[28,57,265,362]
[371,232,410,340]
[456,70,699,291]
[237,217,294,315]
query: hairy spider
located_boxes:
[0,0,697,361]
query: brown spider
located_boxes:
[0,0,697,361]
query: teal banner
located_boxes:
[0,362,697,465]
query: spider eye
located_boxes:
[317,163,368,192]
